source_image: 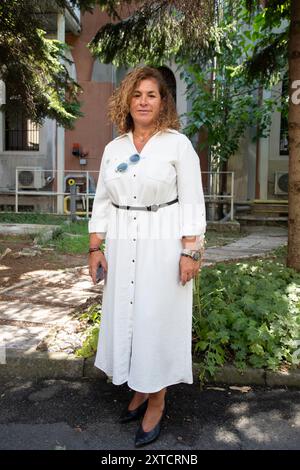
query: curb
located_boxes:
[1,350,300,388]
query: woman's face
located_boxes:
[129,78,163,129]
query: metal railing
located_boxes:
[15,168,98,217]
[13,168,234,220]
[202,171,234,221]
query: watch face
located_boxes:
[193,252,201,261]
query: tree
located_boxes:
[86,0,214,65]
[0,0,82,127]
[183,3,282,169]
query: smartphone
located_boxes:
[96,265,105,283]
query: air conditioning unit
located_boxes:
[274,172,288,195]
[17,168,44,189]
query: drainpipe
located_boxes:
[56,12,65,214]
[0,80,5,153]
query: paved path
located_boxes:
[0,227,288,358]
[0,266,100,354]
[204,226,287,265]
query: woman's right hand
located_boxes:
[89,251,108,285]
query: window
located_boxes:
[279,115,288,155]
[5,95,39,151]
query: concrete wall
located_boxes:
[228,82,288,202]
[227,132,250,201]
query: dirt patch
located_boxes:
[0,235,87,289]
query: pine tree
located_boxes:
[0,0,82,127]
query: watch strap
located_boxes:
[181,252,201,261]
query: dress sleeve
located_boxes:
[175,136,206,238]
[88,146,111,235]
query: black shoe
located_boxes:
[134,406,166,447]
[119,399,148,424]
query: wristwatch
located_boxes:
[181,249,201,261]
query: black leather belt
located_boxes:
[112,197,178,212]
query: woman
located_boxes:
[88,66,206,447]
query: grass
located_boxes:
[44,219,89,254]
[0,213,90,254]
[204,230,246,248]
[0,212,68,225]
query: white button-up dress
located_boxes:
[89,129,206,393]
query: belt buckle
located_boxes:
[150,204,159,212]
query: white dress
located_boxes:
[89,129,206,393]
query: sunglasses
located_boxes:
[115,154,141,173]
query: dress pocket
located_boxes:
[144,161,176,184]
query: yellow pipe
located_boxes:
[63,195,92,215]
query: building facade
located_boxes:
[0,2,288,219]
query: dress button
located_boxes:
[131,280,134,284]
[133,174,136,177]
[133,238,136,241]
[134,217,136,220]
[130,301,133,304]
[134,196,137,199]
[132,259,135,262]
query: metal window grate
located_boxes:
[280,116,288,155]
[5,110,40,151]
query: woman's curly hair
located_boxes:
[108,66,180,134]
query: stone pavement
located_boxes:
[203,226,287,265]
[0,226,291,384]
[0,265,101,354]
[0,223,60,236]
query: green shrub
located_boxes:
[193,260,300,382]
[75,303,101,358]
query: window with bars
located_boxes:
[5,107,40,151]
[279,115,288,155]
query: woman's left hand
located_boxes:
[179,255,201,286]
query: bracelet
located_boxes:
[88,246,103,254]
